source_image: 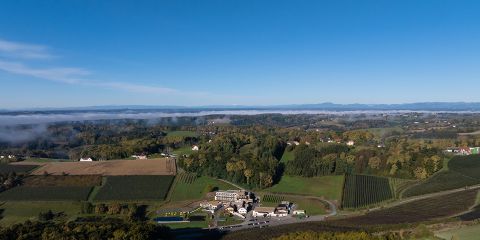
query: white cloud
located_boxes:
[0,60,89,84]
[0,38,182,95]
[97,81,177,94]
[0,38,54,59]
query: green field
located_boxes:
[0,201,81,226]
[0,164,38,174]
[169,174,239,201]
[172,146,195,156]
[94,175,174,201]
[342,174,393,209]
[0,186,93,201]
[264,175,344,201]
[280,150,295,163]
[404,155,480,197]
[167,130,198,137]
[366,127,404,140]
[260,194,327,215]
[436,224,480,240]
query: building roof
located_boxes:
[254,207,275,213]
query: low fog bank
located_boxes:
[0,109,466,126]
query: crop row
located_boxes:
[178,173,197,184]
[94,175,174,201]
[342,174,393,209]
[262,194,285,203]
[335,189,478,226]
[0,186,93,201]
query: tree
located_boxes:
[38,210,54,221]
[244,169,253,185]
[368,157,381,170]
[95,203,107,214]
[204,184,215,193]
[108,203,122,215]
[81,202,93,214]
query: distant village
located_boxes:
[445,147,480,155]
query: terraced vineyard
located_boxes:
[262,194,286,203]
[177,172,197,184]
[342,174,393,209]
[389,177,416,198]
[94,175,174,201]
[0,186,93,201]
[335,189,478,226]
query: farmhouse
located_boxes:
[287,141,300,146]
[293,210,306,215]
[79,157,93,162]
[131,154,147,160]
[253,207,275,217]
[346,140,355,146]
[191,145,199,151]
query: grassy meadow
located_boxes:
[264,175,344,201]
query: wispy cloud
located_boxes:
[97,81,177,94]
[0,60,89,84]
[0,38,54,59]
[0,38,182,95]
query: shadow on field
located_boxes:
[172,227,225,240]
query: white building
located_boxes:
[238,207,247,215]
[346,140,355,146]
[79,157,93,162]
[293,210,306,215]
[252,207,275,217]
[214,190,247,202]
[192,145,199,151]
[131,154,147,160]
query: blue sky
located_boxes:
[0,0,479,108]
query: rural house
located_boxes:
[79,157,93,162]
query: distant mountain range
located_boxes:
[2,102,480,113]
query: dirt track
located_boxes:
[29,158,176,176]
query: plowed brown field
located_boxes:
[29,158,176,176]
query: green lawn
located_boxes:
[264,175,344,201]
[173,146,195,156]
[280,150,295,163]
[0,201,80,226]
[163,220,209,229]
[167,131,198,137]
[170,176,239,201]
[435,224,480,240]
[365,127,403,140]
[260,194,327,215]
